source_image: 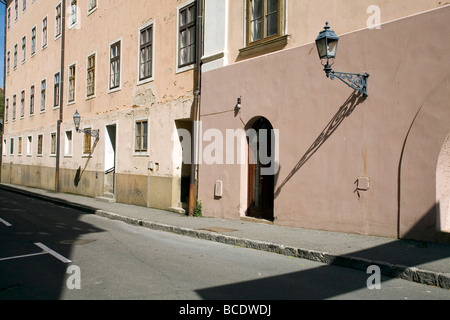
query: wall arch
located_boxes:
[437,133,450,233]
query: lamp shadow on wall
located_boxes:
[74,138,100,187]
[274,91,366,199]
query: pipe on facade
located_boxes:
[1,0,8,180]
[55,0,66,192]
[189,0,203,217]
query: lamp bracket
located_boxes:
[327,69,369,97]
[77,128,100,140]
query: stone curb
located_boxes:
[96,210,450,290]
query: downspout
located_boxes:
[189,0,203,216]
[1,0,7,181]
[55,0,66,192]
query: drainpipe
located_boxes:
[55,0,66,192]
[1,0,7,181]
[189,0,203,217]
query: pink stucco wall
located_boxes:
[198,6,450,242]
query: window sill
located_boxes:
[239,34,290,58]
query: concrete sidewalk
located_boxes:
[1,183,449,289]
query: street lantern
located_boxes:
[315,22,339,74]
[315,22,369,97]
[73,110,99,139]
[73,110,81,132]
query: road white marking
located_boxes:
[34,243,72,263]
[0,218,12,227]
[0,252,47,262]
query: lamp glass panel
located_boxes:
[327,39,338,58]
[316,38,327,59]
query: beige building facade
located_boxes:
[2,0,449,244]
[198,0,450,242]
[2,0,198,212]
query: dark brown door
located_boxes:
[247,118,274,221]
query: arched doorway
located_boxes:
[437,132,450,233]
[247,117,275,221]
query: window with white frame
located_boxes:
[27,136,32,156]
[18,137,22,155]
[37,134,43,156]
[14,44,17,69]
[83,130,92,155]
[10,138,14,155]
[56,4,62,38]
[178,2,196,68]
[22,36,26,63]
[6,51,10,74]
[54,72,60,108]
[69,64,76,102]
[135,119,148,153]
[42,17,48,48]
[109,41,121,90]
[70,0,78,26]
[20,90,25,118]
[40,79,46,112]
[31,27,36,55]
[87,54,96,97]
[139,24,153,81]
[30,85,35,115]
[50,132,57,156]
[14,0,18,21]
[5,99,9,123]
[88,0,97,13]
[12,95,16,121]
[7,8,10,29]
[64,130,73,156]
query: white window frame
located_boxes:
[10,138,14,155]
[86,52,97,99]
[37,133,43,156]
[27,135,33,156]
[50,131,57,156]
[55,3,62,40]
[42,16,48,49]
[64,130,73,157]
[137,21,155,86]
[68,62,77,104]
[133,117,150,156]
[69,0,79,29]
[21,35,26,63]
[54,71,61,109]
[108,38,122,93]
[6,51,10,74]
[40,78,46,113]
[20,89,25,119]
[176,0,196,74]
[82,127,94,156]
[29,84,35,116]
[18,136,22,156]
[87,0,98,16]
[31,26,37,56]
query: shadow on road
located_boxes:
[0,188,104,300]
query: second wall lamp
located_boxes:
[73,110,99,139]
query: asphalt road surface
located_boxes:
[1,189,450,303]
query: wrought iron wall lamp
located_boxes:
[73,110,99,139]
[316,22,369,97]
